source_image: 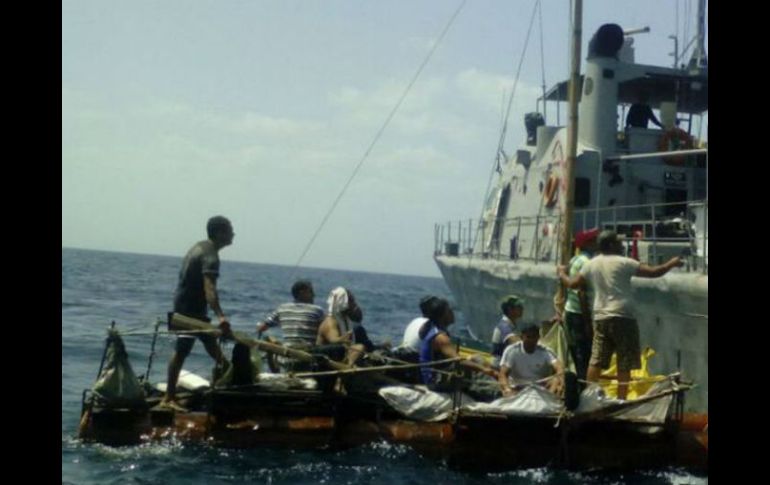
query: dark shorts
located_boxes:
[590,317,641,372]
[311,344,347,362]
[170,312,216,355]
[564,311,593,379]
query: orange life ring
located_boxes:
[658,128,693,166]
[543,175,559,208]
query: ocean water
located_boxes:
[62,248,706,484]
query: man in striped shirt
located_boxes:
[256,280,325,348]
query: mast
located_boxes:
[688,0,708,70]
[554,0,582,316]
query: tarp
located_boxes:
[599,347,665,399]
[379,378,678,424]
[91,330,146,407]
[378,386,475,422]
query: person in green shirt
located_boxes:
[562,228,599,380]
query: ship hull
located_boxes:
[435,255,708,413]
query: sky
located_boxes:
[62,0,708,277]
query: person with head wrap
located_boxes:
[316,287,366,365]
[418,298,498,390]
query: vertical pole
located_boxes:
[555,0,583,312]
[144,318,162,382]
[468,218,472,255]
[702,201,707,273]
[651,205,658,264]
[534,215,541,263]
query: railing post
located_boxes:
[468,218,472,255]
[481,220,486,257]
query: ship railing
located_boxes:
[434,199,707,274]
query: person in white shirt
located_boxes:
[558,230,683,400]
[498,322,564,397]
[400,296,438,352]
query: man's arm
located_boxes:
[498,365,514,396]
[318,316,352,344]
[636,256,683,278]
[648,107,663,128]
[435,334,497,378]
[557,265,587,289]
[503,333,521,346]
[548,359,565,395]
[204,274,231,336]
[256,311,280,336]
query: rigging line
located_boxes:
[466,0,540,262]
[291,0,469,275]
[538,0,547,121]
[496,0,540,158]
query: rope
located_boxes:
[466,0,540,262]
[576,372,684,386]
[367,353,456,377]
[291,0,468,275]
[293,356,463,378]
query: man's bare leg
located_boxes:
[586,364,602,383]
[617,369,631,400]
[160,352,188,411]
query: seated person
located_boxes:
[498,321,564,397]
[491,295,524,367]
[256,280,325,348]
[316,287,366,366]
[419,298,497,391]
[396,295,438,356]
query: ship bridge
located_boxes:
[542,67,708,115]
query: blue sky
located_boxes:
[62,0,708,277]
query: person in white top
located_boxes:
[400,296,438,352]
[498,322,564,397]
[558,230,683,400]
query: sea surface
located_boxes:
[62,248,706,484]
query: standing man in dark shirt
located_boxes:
[625,94,663,129]
[160,215,235,411]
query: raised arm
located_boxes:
[636,256,683,278]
